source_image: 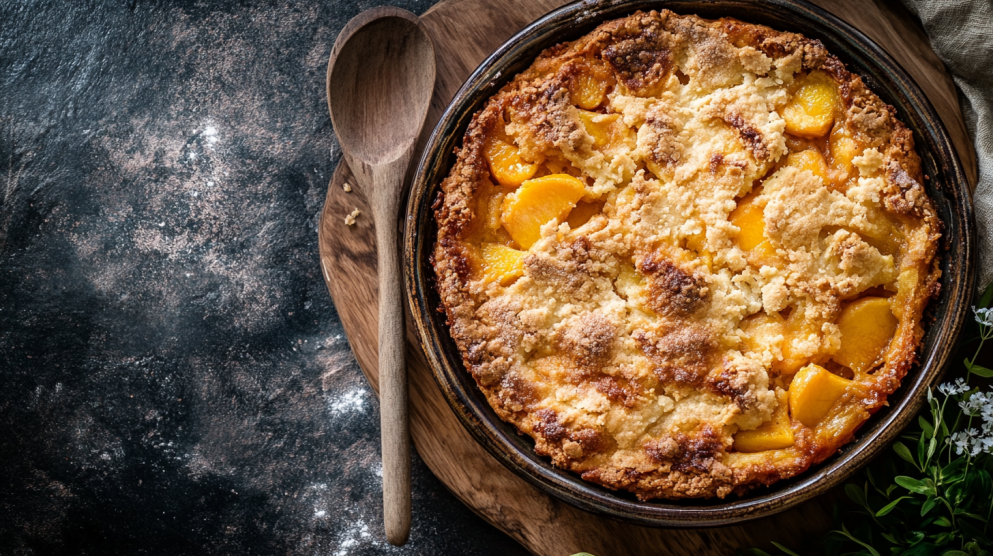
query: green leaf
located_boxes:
[969,364,993,378]
[934,516,952,527]
[956,510,986,520]
[979,469,993,499]
[919,416,935,438]
[894,442,918,467]
[769,542,802,556]
[905,531,925,545]
[880,532,900,545]
[847,483,867,507]
[867,468,882,493]
[896,476,931,494]
[941,458,966,482]
[921,495,937,516]
[876,496,911,517]
[904,543,938,555]
[942,551,970,556]
[927,437,938,463]
[931,531,954,546]
[886,484,899,498]
[833,524,882,556]
[979,281,993,308]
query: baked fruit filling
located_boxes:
[432,10,941,499]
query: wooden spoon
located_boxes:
[326,7,435,547]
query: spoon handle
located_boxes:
[374,180,411,546]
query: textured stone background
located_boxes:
[0,1,526,554]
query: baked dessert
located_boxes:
[431,10,941,499]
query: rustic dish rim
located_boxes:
[403,0,975,527]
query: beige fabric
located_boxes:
[901,0,993,290]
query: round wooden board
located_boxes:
[319,1,976,554]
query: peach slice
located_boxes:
[783,149,830,184]
[645,159,669,183]
[573,73,609,109]
[501,174,586,249]
[789,364,851,428]
[577,111,614,149]
[832,297,898,374]
[483,135,538,187]
[729,190,777,261]
[481,243,526,286]
[828,125,859,184]
[566,199,604,230]
[683,230,714,269]
[570,60,615,110]
[733,390,794,452]
[740,311,787,354]
[777,307,815,377]
[577,111,635,153]
[782,70,839,138]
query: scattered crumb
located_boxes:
[343,182,352,192]
[344,208,360,226]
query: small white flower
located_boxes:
[973,306,993,327]
[938,378,970,397]
[950,430,971,455]
[981,432,993,454]
[956,377,970,393]
[945,387,993,456]
[969,392,993,421]
[966,428,984,456]
[977,392,993,422]
[960,391,993,418]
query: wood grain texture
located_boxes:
[320,1,975,554]
[325,7,436,545]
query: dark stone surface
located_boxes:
[0,1,527,554]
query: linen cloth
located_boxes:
[900,0,993,291]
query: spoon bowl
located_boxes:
[329,11,435,167]
[326,7,436,546]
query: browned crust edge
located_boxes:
[430,9,942,500]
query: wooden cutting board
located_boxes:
[319,1,976,554]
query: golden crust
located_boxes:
[431,10,941,499]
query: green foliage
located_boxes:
[750,282,993,556]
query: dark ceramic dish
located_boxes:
[403,0,975,527]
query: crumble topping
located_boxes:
[432,10,941,499]
[344,208,360,226]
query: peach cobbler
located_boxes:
[431,10,941,499]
